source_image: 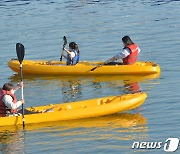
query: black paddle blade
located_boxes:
[16,43,25,64]
[60,36,67,61]
[63,36,67,46]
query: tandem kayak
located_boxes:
[0,92,147,126]
[8,59,160,75]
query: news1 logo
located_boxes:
[132,138,179,152]
[164,138,179,152]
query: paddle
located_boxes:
[16,43,25,128]
[60,36,67,61]
[90,61,120,71]
[90,63,104,71]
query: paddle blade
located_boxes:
[63,36,67,46]
[16,43,25,64]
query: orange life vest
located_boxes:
[0,89,17,116]
[123,43,139,65]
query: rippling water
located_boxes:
[0,0,180,153]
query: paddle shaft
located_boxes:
[90,62,119,71]
[20,63,25,127]
[60,45,65,61]
[90,64,102,71]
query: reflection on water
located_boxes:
[9,73,160,102]
[9,73,160,89]
[8,73,160,103]
[0,113,147,131]
[9,73,160,83]
[0,113,147,153]
[0,129,25,153]
[124,82,141,94]
[61,79,82,102]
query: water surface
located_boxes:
[0,0,180,153]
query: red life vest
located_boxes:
[123,43,139,65]
[0,89,17,117]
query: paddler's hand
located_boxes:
[17,82,24,88]
[14,82,24,91]
[98,62,105,66]
[21,99,25,104]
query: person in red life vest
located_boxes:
[0,82,24,117]
[104,36,140,65]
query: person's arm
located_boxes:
[13,82,24,92]
[2,95,24,110]
[63,48,75,59]
[104,48,131,64]
[63,48,71,55]
[104,56,118,64]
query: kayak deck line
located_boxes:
[28,96,126,113]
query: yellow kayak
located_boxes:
[8,59,160,75]
[0,92,147,126]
